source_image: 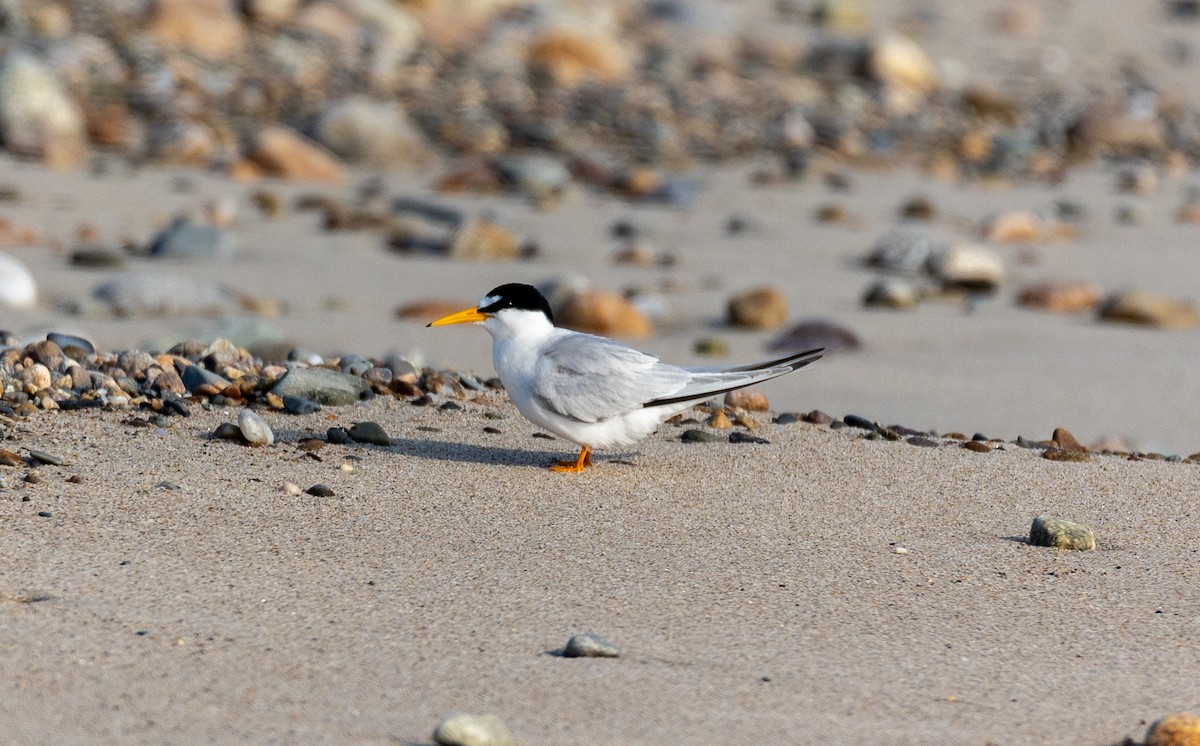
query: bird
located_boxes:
[428,283,823,472]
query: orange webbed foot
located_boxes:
[549,446,592,473]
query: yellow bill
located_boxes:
[427,307,489,327]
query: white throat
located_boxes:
[484,308,555,342]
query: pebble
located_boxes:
[907,436,940,448]
[862,277,919,309]
[326,427,353,445]
[1145,712,1200,746]
[768,320,861,354]
[928,243,1004,292]
[283,482,302,496]
[148,218,237,260]
[28,450,64,466]
[865,225,944,275]
[773,413,802,425]
[305,484,335,497]
[727,286,788,329]
[46,333,94,355]
[0,253,37,308]
[432,713,515,746]
[1051,427,1086,452]
[347,421,390,446]
[693,338,728,357]
[270,367,369,406]
[0,449,24,466]
[282,395,321,415]
[212,423,242,441]
[1043,448,1091,462]
[843,415,878,432]
[803,410,835,425]
[680,429,720,443]
[1097,289,1200,329]
[557,289,652,338]
[237,409,274,447]
[729,431,769,444]
[563,632,620,658]
[961,441,992,453]
[707,410,732,429]
[181,365,231,394]
[1017,281,1101,313]
[1029,515,1096,550]
[247,126,346,183]
[724,389,769,411]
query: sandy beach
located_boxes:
[3,0,1200,743]
[3,396,1199,744]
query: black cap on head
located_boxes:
[479,283,554,323]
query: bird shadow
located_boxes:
[384,437,566,468]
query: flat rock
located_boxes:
[563,632,620,658]
[1029,515,1096,550]
[1097,289,1200,329]
[270,367,368,406]
[432,713,515,746]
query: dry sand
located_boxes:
[1,395,1198,745]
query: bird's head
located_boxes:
[427,283,555,338]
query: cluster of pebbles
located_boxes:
[0,0,1193,187]
[3,330,1199,468]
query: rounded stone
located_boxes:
[563,632,620,658]
[237,409,274,447]
[1029,515,1095,551]
[432,713,515,746]
[1146,712,1200,746]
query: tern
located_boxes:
[428,283,822,472]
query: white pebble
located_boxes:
[0,252,36,308]
[237,408,274,446]
[283,482,302,496]
[432,713,514,746]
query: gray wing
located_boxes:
[534,332,691,423]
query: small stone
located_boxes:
[768,320,861,353]
[483,426,501,434]
[724,389,769,412]
[928,244,1004,292]
[282,395,321,415]
[212,422,242,441]
[727,287,788,330]
[985,209,1043,243]
[1017,281,1101,313]
[870,33,938,113]
[729,432,770,444]
[1145,712,1200,746]
[843,415,878,432]
[237,409,274,447]
[865,224,944,274]
[28,450,64,466]
[863,277,918,309]
[348,421,390,446]
[803,410,834,425]
[247,126,345,183]
[283,482,303,496]
[149,219,237,260]
[557,290,652,338]
[1043,448,1091,462]
[1051,427,1086,452]
[773,413,802,425]
[0,253,37,308]
[432,713,515,746]
[305,484,335,497]
[181,365,231,394]
[680,429,720,443]
[0,449,24,466]
[563,632,620,658]
[961,441,992,453]
[1097,289,1200,329]
[46,333,94,356]
[1029,515,1096,550]
[693,338,728,357]
[297,439,324,452]
[270,367,369,406]
[446,219,519,261]
[907,436,940,448]
[707,410,733,429]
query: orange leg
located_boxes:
[550,445,592,473]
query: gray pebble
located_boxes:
[729,432,770,444]
[212,423,242,440]
[149,218,237,260]
[326,427,353,445]
[906,436,940,448]
[46,333,94,355]
[773,413,802,425]
[28,449,64,465]
[432,713,515,746]
[270,367,369,406]
[282,395,321,415]
[681,429,720,443]
[347,421,390,446]
[181,365,231,393]
[237,409,274,447]
[1029,515,1095,550]
[564,632,620,658]
[306,484,335,497]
